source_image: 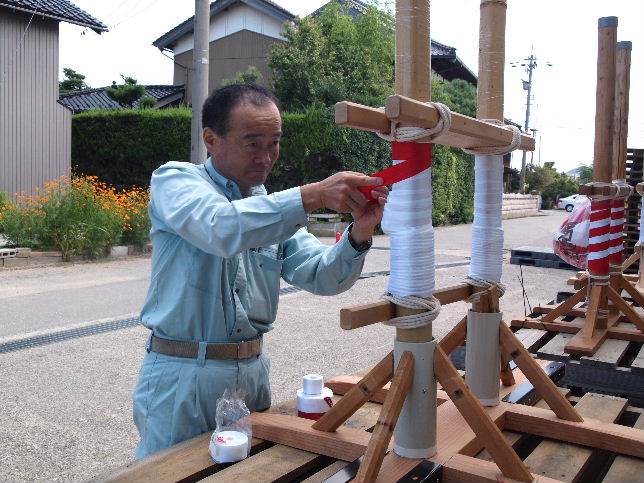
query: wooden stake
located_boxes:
[607,285,644,331]
[619,274,644,315]
[354,351,414,483]
[438,315,467,355]
[540,287,586,324]
[313,352,393,432]
[434,346,533,482]
[498,323,583,422]
[622,250,640,271]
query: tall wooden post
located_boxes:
[587,16,618,330]
[391,0,437,459]
[612,42,632,183]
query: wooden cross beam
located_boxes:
[335,97,535,151]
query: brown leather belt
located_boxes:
[150,335,262,360]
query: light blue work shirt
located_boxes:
[133,158,368,458]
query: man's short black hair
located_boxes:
[201,84,280,136]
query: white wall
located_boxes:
[174,3,286,55]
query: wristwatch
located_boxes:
[348,225,373,252]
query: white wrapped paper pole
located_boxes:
[382,164,435,298]
[466,154,504,406]
[469,155,504,283]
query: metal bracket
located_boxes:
[502,361,565,405]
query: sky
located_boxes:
[59,0,644,174]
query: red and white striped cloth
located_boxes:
[609,198,625,268]
[587,199,611,276]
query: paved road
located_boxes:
[0,210,569,481]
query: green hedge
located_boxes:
[72,108,192,188]
[72,106,474,225]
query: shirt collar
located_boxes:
[205,157,267,200]
[205,157,243,200]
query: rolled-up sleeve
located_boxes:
[281,225,368,296]
[150,163,307,258]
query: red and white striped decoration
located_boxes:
[609,197,625,268]
[587,199,611,275]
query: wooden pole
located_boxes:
[392,0,432,363]
[593,17,618,183]
[612,41,632,182]
[389,0,438,460]
[465,0,511,404]
[586,16,618,332]
[477,0,506,122]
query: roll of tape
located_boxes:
[209,430,249,463]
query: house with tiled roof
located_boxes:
[153,0,476,105]
[0,0,106,199]
[59,85,185,114]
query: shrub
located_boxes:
[72,108,191,189]
[0,177,150,260]
[118,186,151,247]
[36,177,124,260]
[0,198,45,248]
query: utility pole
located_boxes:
[190,0,209,164]
[511,54,551,192]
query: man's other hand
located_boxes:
[301,172,383,213]
[350,186,388,243]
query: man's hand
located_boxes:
[350,186,388,244]
[301,172,383,213]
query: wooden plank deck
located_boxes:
[97,361,644,483]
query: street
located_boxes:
[0,211,570,482]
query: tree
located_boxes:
[138,95,156,109]
[525,161,557,193]
[59,67,89,93]
[576,164,593,185]
[269,1,395,111]
[525,162,579,208]
[107,75,145,108]
[221,66,263,86]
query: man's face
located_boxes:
[204,101,282,195]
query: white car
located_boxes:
[557,194,586,212]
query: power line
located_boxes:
[0,0,44,91]
[110,0,163,30]
[510,54,552,192]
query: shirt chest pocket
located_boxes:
[245,246,284,323]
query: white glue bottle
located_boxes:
[296,374,333,421]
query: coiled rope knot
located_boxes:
[380,293,441,329]
[466,276,506,304]
[376,102,452,143]
[463,119,522,156]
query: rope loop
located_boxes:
[376,102,452,144]
[466,276,506,304]
[463,119,522,156]
[380,293,441,329]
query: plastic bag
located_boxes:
[553,196,591,269]
[209,388,252,463]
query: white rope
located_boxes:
[381,293,441,329]
[376,102,452,143]
[463,120,522,156]
[466,276,506,304]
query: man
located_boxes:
[133,84,388,458]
